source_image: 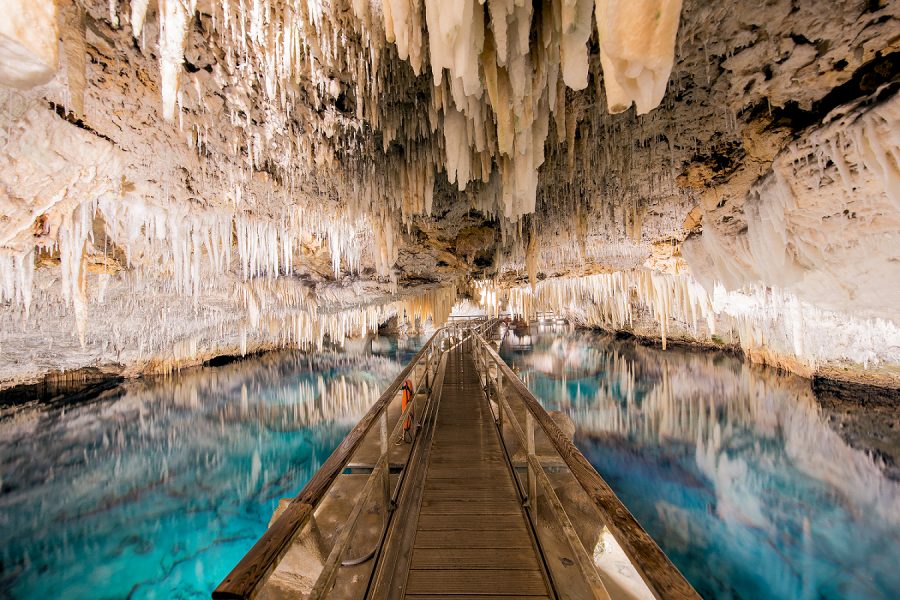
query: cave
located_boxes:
[0,1,898,599]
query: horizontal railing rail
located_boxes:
[472,330,700,600]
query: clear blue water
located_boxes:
[500,325,900,600]
[3,329,898,600]
[0,336,422,599]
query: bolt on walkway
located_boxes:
[213,320,699,600]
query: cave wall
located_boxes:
[0,0,898,387]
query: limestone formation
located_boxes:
[0,0,897,387]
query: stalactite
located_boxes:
[596,0,683,115]
[4,0,893,391]
[683,93,900,322]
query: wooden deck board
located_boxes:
[422,479,517,493]
[413,529,533,549]
[418,498,523,514]
[406,596,548,600]
[411,548,540,570]
[405,569,548,595]
[415,514,526,531]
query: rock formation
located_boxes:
[0,0,898,387]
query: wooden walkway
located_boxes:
[213,321,700,600]
[395,342,551,598]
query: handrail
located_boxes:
[484,362,610,599]
[472,331,700,600]
[307,372,433,598]
[213,329,442,600]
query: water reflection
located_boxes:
[0,336,422,599]
[501,327,900,600]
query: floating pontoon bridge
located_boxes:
[213,319,699,599]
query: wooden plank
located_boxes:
[411,547,540,570]
[424,472,510,482]
[424,466,509,479]
[428,444,502,451]
[428,452,504,460]
[422,490,522,506]
[414,529,532,549]
[405,569,547,595]
[418,498,522,515]
[427,453,504,461]
[425,462,505,470]
[423,477,510,486]
[423,478,516,492]
[429,447,502,455]
[420,488,517,501]
[416,514,526,531]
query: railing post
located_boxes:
[526,411,536,509]
[494,363,503,427]
[496,367,504,429]
[380,410,390,509]
[308,513,328,559]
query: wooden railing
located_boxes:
[212,329,447,599]
[213,320,499,599]
[472,329,700,600]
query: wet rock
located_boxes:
[257,499,325,599]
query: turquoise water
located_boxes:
[500,325,900,600]
[0,336,422,599]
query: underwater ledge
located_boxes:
[565,323,900,390]
[3,319,900,402]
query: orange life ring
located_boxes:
[401,379,414,432]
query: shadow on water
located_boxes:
[0,335,424,599]
[501,325,900,600]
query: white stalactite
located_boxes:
[595,0,683,114]
[158,0,195,121]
